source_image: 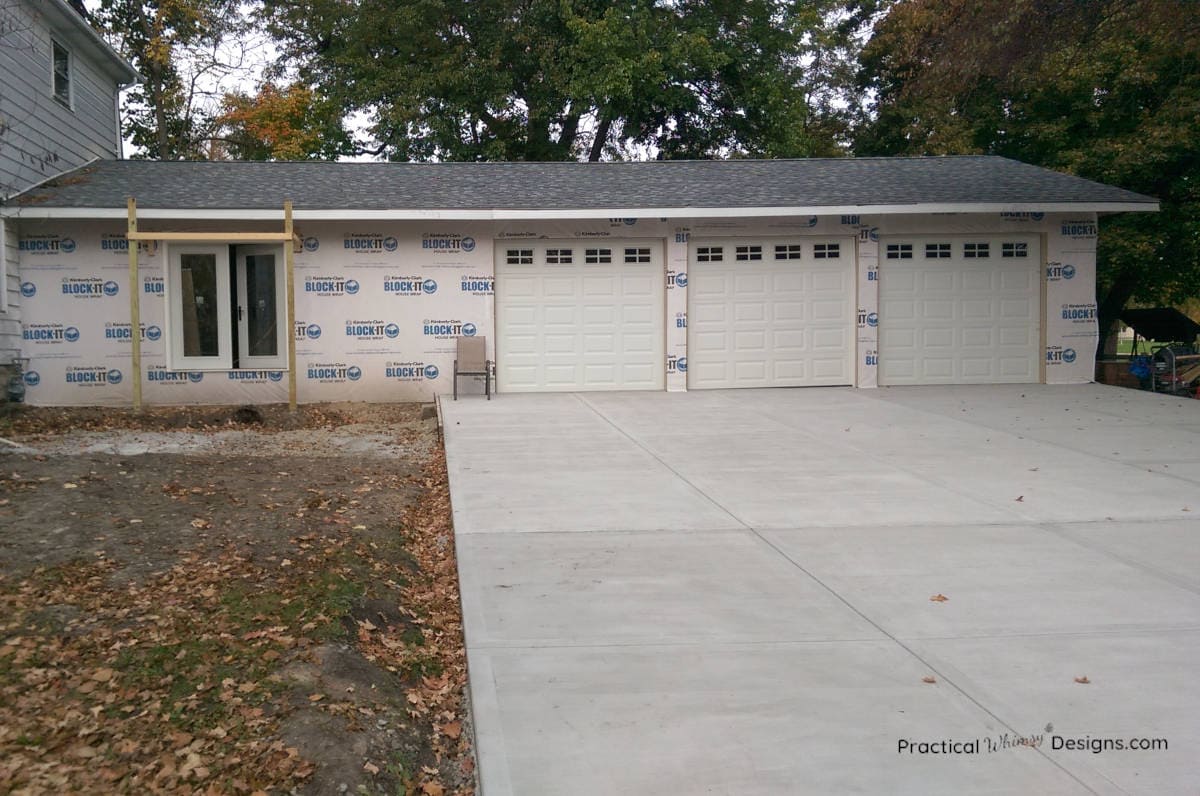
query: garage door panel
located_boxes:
[811,270,848,292]
[1000,299,1035,319]
[688,238,854,389]
[773,329,806,349]
[962,271,993,291]
[1000,270,1036,290]
[961,299,993,318]
[922,300,955,320]
[812,358,849,379]
[880,236,1039,385]
[496,241,665,392]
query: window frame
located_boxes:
[51,39,73,109]
[235,244,288,370]
[165,243,233,371]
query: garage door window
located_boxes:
[735,245,762,261]
[964,242,990,258]
[584,247,611,263]
[925,242,951,258]
[813,243,840,259]
[1002,242,1028,258]
[697,246,723,261]
[545,248,573,264]
[624,247,651,263]
[886,243,913,259]
[774,244,802,260]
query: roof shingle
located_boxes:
[5,156,1156,212]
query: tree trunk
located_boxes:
[588,113,612,162]
[1095,268,1140,358]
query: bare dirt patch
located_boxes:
[0,403,473,796]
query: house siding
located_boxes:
[0,0,124,200]
[1,218,19,358]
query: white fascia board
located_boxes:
[1,200,1159,221]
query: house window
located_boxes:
[167,244,287,370]
[545,248,573,264]
[774,244,802,260]
[925,243,951,258]
[51,40,72,108]
[1002,242,1028,258]
[886,243,913,259]
[813,243,840,259]
[506,248,533,265]
[735,245,762,261]
[584,248,611,264]
[964,242,990,258]
[624,247,651,263]
[696,246,723,262]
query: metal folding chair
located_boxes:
[453,335,492,400]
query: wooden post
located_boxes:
[127,197,143,411]
[284,200,297,411]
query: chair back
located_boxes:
[457,335,487,370]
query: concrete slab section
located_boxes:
[909,631,1200,795]
[1049,519,1200,593]
[457,530,884,647]
[441,385,1200,795]
[761,524,1200,639]
[471,642,1091,796]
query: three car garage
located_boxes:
[6,156,1157,406]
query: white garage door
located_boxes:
[495,241,665,392]
[879,237,1040,385]
[687,238,855,389]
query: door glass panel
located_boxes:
[180,253,219,357]
[245,254,277,357]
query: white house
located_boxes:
[0,0,138,365]
[0,157,1157,406]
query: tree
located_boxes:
[93,0,248,159]
[853,0,1200,354]
[216,82,351,160]
[257,0,850,162]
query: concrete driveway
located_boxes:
[441,385,1200,795]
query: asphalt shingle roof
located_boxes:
[6,156,1156,212]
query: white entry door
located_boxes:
[235,245,287,370]
[495,241,665,392]
[687,238,855,388]
[878,237,1040,384]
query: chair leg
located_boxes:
[453,360,458,401]
[486,368,491,400]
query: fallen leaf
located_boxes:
[190,518,212,529]
[92,667,115,683]
[421,784,445,796]
[1015,495,1024,502]
[441,720,462,739]
[363,761,380,775]
[921,676,937,684]
[1074,676,1091,684]
[63,482,78,489]
[308,693,325,702]
[929,594,949,602]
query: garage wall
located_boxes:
[12,211,1097,405]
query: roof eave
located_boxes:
[46,0,140,86]
[0,200,1161,221]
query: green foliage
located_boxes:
[853,0,1200,337]
[257,0,849,161]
